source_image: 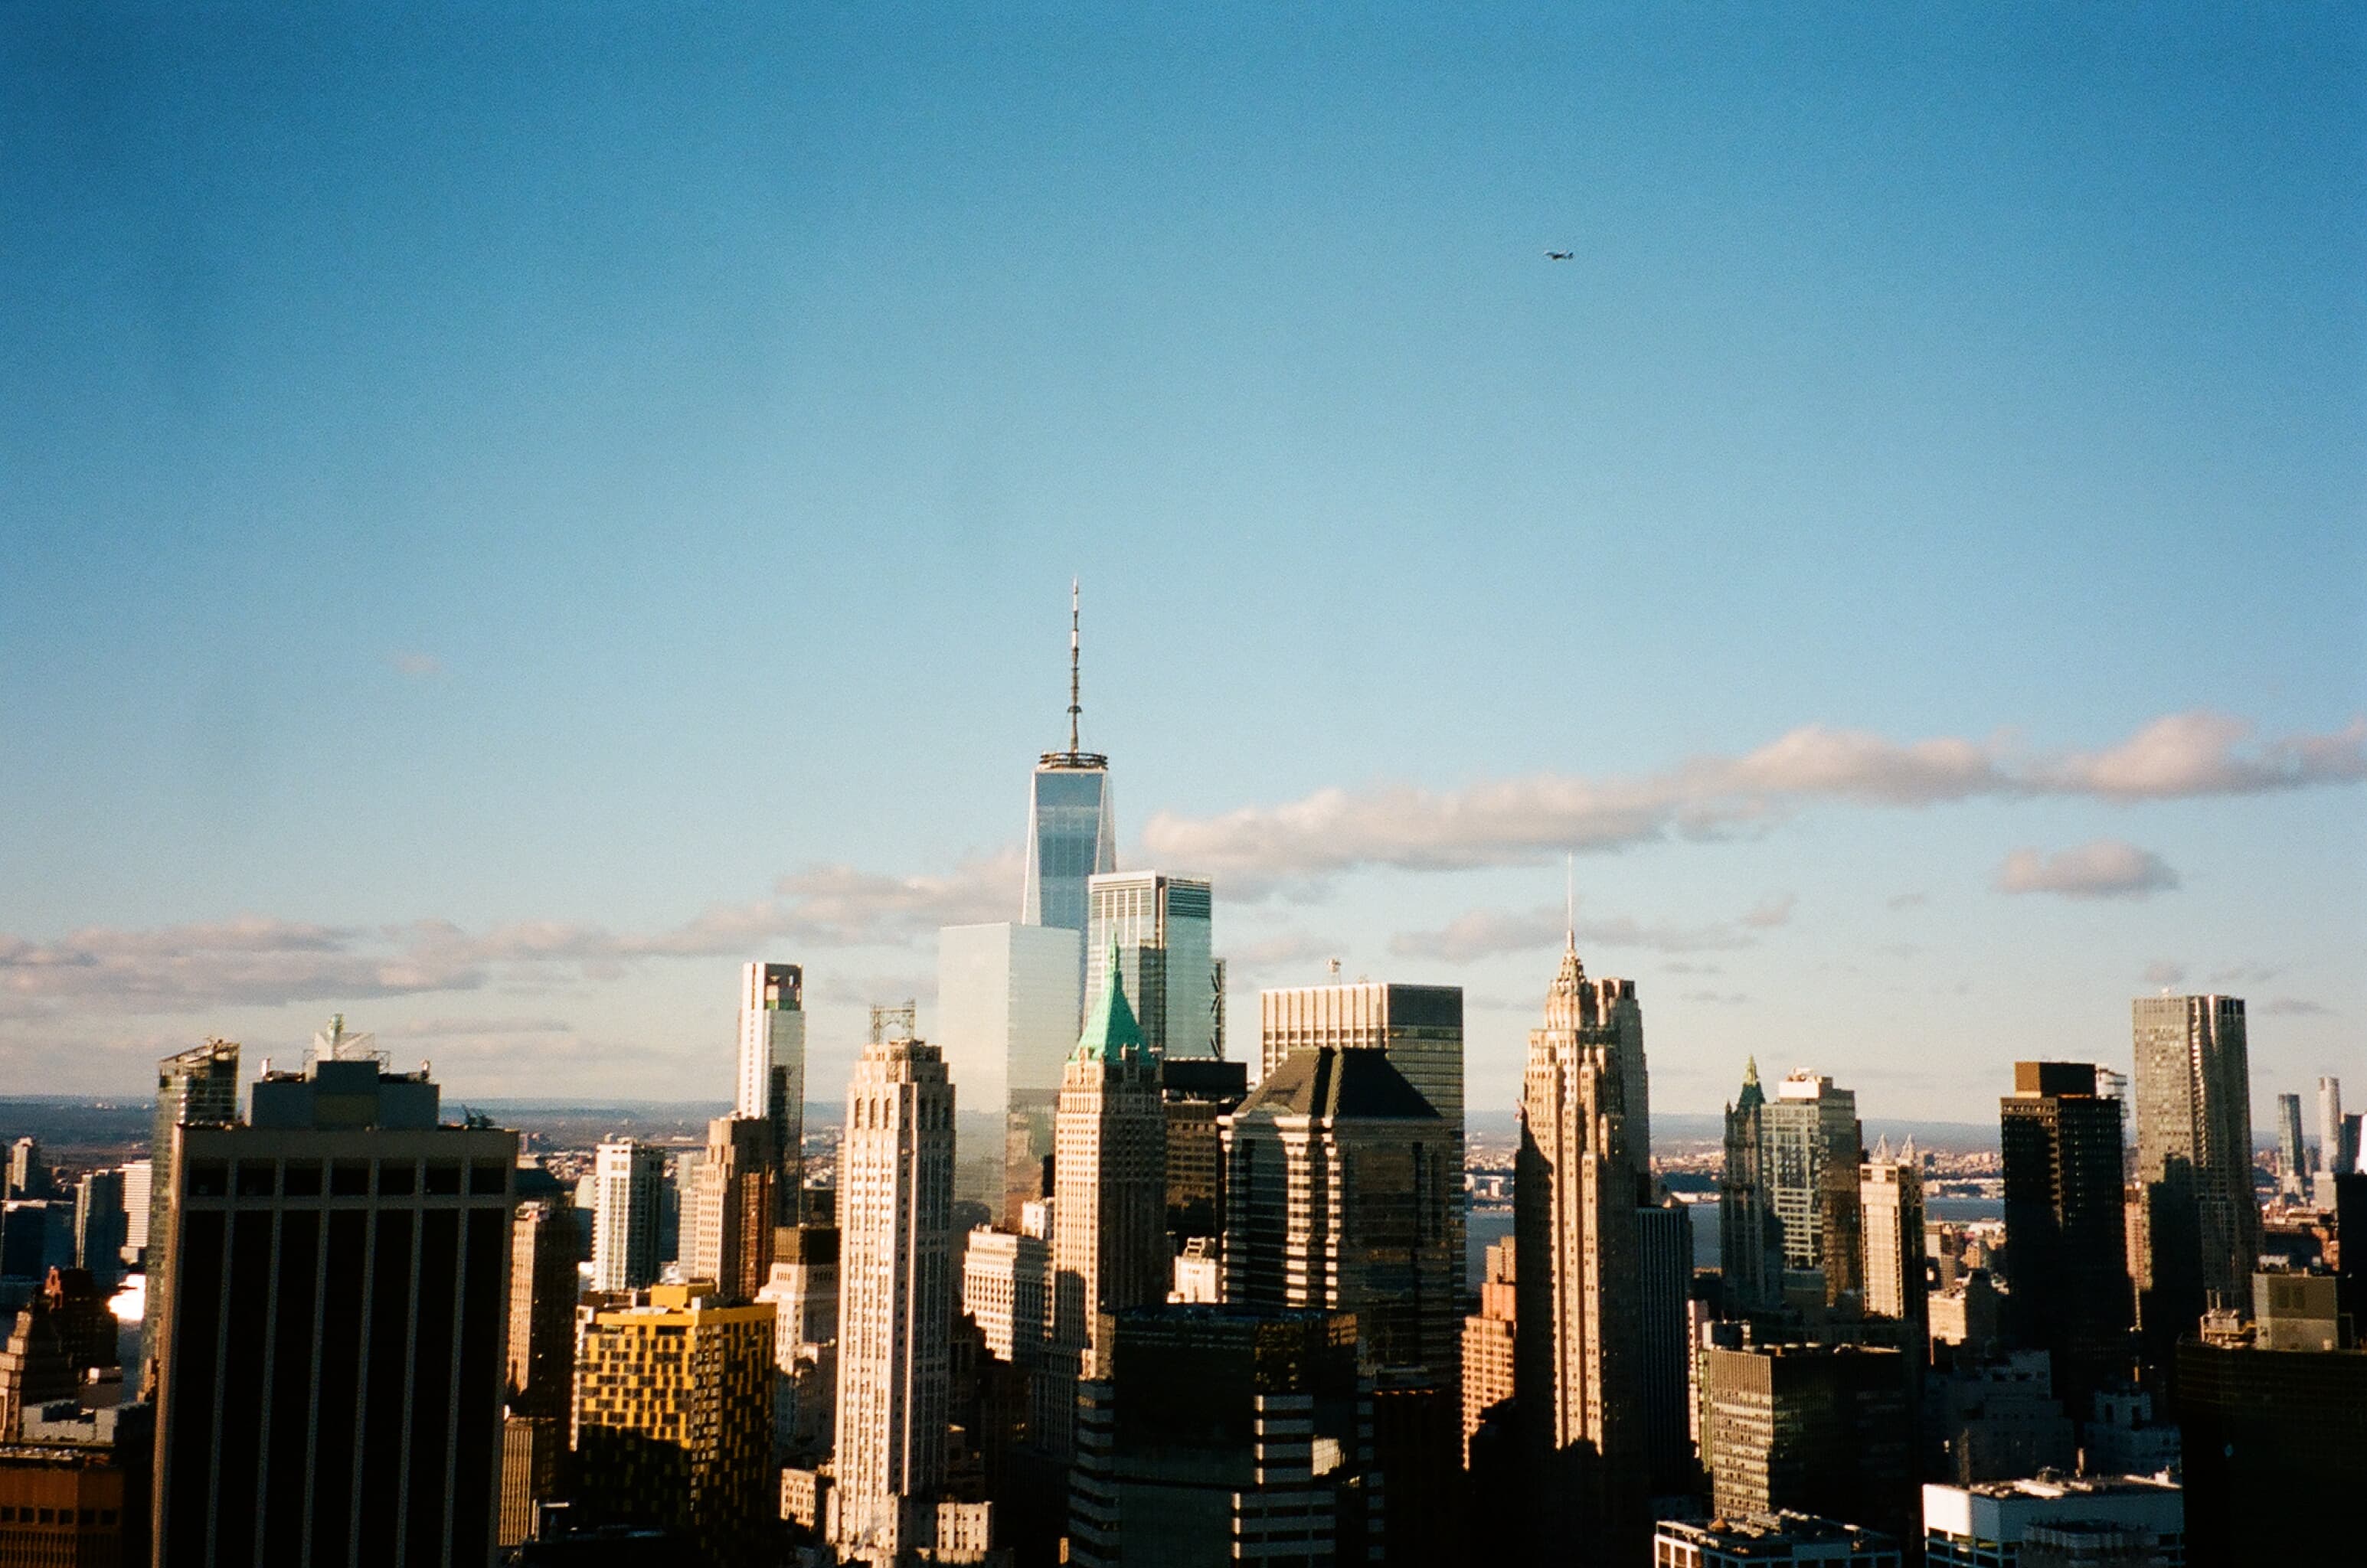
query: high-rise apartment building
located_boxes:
[937,921,1086,1224]
[1515,938,1647,1556]
[1767,1072,1865,1308]
[2132,995,2259,1374]
[500,1177,577,1547]
[736,962,807,1226]
[1021,583,1117,1012]
[1068,1306,1376,1568]
[2320,1076,2349,1174]
[758,1221,840,1462]
[152,1042,518,1566]
[70,1170,126,1294]
[1260,979,1468,1312]
[1861,1136,1925,1337]
[1719,1057,1782,1314]
[1463,1239,1516,1465]
[1085,871,1218,1062]
[573,1281,776,1558]
[140,1037,240,1385]
[1221,1044,1460,1383]
[1047,950,1168,1454]
[2000,1061,2133,1408]
[591,1138,664,1293]
[1701,1344,1915,1550]
[832,1031,957,1563]
[689,1115,776,1302]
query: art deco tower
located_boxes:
[1046,946,1169,1452]
[831,1029,956,1563]
[735,962,806,1225]
[1718,1057,1781,1314]
[1513,935,1647,1555]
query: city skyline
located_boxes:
[5,8,2363,1124]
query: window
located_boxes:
[379,1161,417,1197]
[188,1161,230,1197]
[283,1160,323,1197]
[331,1161,371,1197]
[423,1162,463,1196]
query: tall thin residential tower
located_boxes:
[736,962,807,1225]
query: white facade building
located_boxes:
[962,1227,1049,1364]
[591,1138,665,1293]
[1923,1476,2185,1566]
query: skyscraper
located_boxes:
[1700,1344,1914,1548]
[572,1282,777,1559]
[1260,978,1468,1308]
[501,1174,577,1544]
[688,1115,776,1302]
[1767,1071,1865,1309]
[1719,1057,1783,1314]
[2320,1076,2348,1174]
[936,921,1084,1223]
[1021,580,1116,1009]
[832,1030,957,1563]
[1221,1044,1460,1383]
[2274,1093,2308,1199]
[2001,1062,2134,1408]
[151,1037,518,1566]
[70,1170,126,1294]
[1636,1194,1698,1498]
[760,1220,841,1462]
[1860,1136,1925,1337]
[591,1138,665,1293]
[6,1139,47,1199]
[1514,936,1647,1556]
[1067,1306,1376,1568]
[2132,995,2259,1374]
[140,1037,240,1387]
[1463,1239,1517,1465]
[1084,871,1217,1061]
[736,961,807,1226]
[1046,947,1168,1453]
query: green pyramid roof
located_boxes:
[1734,1055,1765,1112]
[1075,939,1149,1065]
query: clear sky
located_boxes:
[5,5,2362,1125]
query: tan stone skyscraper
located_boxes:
[1514,935,1647,1557]
[832,1031,956,1563]
[1046,942,1168,1453]
[688,1114,776,1302]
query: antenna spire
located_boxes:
[1564,853,1575,950]
[1068,577,1081,754]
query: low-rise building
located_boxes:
[1922,1475,2184,1567]
[1653,1511,1902,1566]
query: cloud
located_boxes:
[2143,959,2189,988]
[1389,900,1760,964]
[2261,998,2332,1017]
[1139,710,2364,887]
[1995,841,2181,900]
[372,1016,574,1040]
[391,652,444,678]
[1887,892,1929,911]
[2212,961,2284,985]
[1741,893,1797,929]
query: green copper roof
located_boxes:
[1734,1054,1765,1112]
[1074,939,1149,1065]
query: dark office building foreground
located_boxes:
[1069,1306,1376,1566]
[1999,1061,2133,1410]
[152,1048,518,1566]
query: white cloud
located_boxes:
[2143,959,2188,988]
[1389,900,1762,964]
[1141,710,2363,886]
[1741,893,1797,929]
[1887,892,1929,911]
[1995,841,2181,900]
[2262,998,2333,1017]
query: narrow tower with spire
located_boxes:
[1043,940,1167,1455]
[1021,581,1117,1014]
[1513,933,1650,1558]
[1720,1057,1782,1313]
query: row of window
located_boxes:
[0,1506,117,1526]
[184,1158,510,1200]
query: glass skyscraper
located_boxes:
[1021,580,1116,1011]
[937,921,1084,1223]
[1086,871,1217,1062]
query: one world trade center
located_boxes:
[1022,580,1116,999]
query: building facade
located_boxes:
[1021,584,1117,1012]
[572,1282,776,1559]
[1767,1072,1865,1310]
[2000,1061,2133,1408]
[140,1037,240,1386]
[591,1138,665,1294]
[831,1032,956,1563]
[1701,1344,1915,1550]
[963,1227,1049,1367]
[734,962,807,1227]
[1221,1044,1460,1383]
[757,1221,840,1462]
[1462,1239,1516,1465]
[1084,871,1218,1062]
[688,1115,776,1303]
[1860,1136,1925,1335]
[937,922,1086,1224]
[1922,1475,2185,1568]
[152,1047,518,1566]
[1719,1058,1783,1315]
[2131,995,2259,1374]
[1514,939,1648,1556]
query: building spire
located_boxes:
[1068,577,1082,754]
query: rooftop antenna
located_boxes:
[1068,577,1082,754]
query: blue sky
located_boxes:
[4,5,2362,1123]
